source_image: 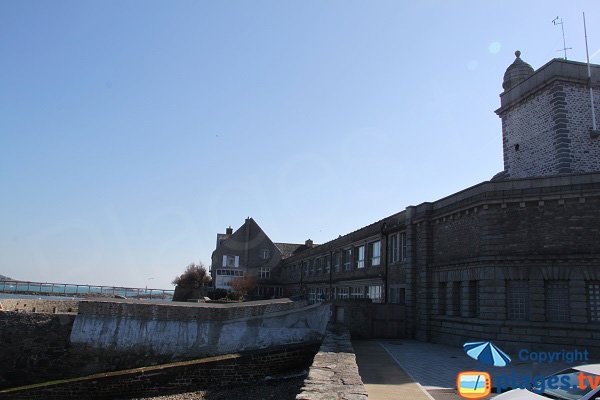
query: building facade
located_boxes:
[210,53,600,353]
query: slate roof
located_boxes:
[273,242,304,259]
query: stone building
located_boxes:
[210,53,600,353]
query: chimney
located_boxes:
[305,239,313,248]
[226,226,233,235]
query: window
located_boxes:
[368,285,382,303]
[325,257,330,274]
[350,286,364,299]
[588,282,600,322]
[452,282,461,316]
[309,287,316,303]
[274,287,283,297]
[343,249,352,271]
[222,255,239,268]
[390,234,399,262]
[389,232,407,263]
[309,260,315,275]
[260,249,270,259]
[370,241,381,266]
[468,281,478,317]
[356,245,365,269]
[260,267,270,279]
[336,287,349,299]
[507,280,529,320]
[303,261,309,277]
[389,287,405,304]
[438,282,447,315]
[400,232,407,261]
[545,280,569,322]
[333,252,340,273]
[315,258,322,275]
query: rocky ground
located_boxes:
[130,376,306,400]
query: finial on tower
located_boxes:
[515,50,521,58]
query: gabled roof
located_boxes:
[273,243,303,259]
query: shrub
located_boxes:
[172,262,211,288]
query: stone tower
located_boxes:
[494,51,600,180]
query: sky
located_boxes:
[1,1,598,290]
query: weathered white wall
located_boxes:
[70,302,330,358]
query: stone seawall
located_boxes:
[0,343,320,400]
[0,298,330,389]
[0,311,76,388]
[0,299,79,314]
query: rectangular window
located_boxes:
[468,281,478,317]
[315,258,322,275]
[400,232,407,261]
[588,282,600,323]
[303,261,309,277]
[325,257,330,274]
[452,282,461,316]
[338,287,349,299]
[389,287,406,304]
[438,282,447,315]
[368,285,383,303]
[260,249,270,259]
[545,280,569,322]
[223,255,239,268]
[260,267,270,279]
[309,260,315,276]
[370,241,381,266]
[343,249,352,271]
[350,286,364,299]
[507,280,529,320]
[356,245,365,268]
[390,234,399,263]
[309,287,316,304]
[333,252,340,273]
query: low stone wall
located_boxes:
[0,311,77,389]
[296,323,367,400]
[0,299,79,314]
[0,343,320,400]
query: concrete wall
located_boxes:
[330,300,405,339]
[70,300,330,358]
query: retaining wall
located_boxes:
[0,299,79,314]
[0,342,320,400]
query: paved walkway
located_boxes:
[353,341,433,400]
[355,339,599,400]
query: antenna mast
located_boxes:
[552,16,571,60]
[583,12,598,136]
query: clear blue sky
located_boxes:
[1,1,598,289]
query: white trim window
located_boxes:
[343,249,352,271]
[222,255,239,268]
[370,241,381,266]
[356,245,365,269]
[350,286,365,299]
[260,267,270,279]
[333,252,340,273]
[260,249,270,259]
[337,287,349,299]
[368,285,382,303]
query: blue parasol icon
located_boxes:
[463,341,511,367]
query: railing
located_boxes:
[0,280,174,299]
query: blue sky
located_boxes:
[1,1,598,289]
